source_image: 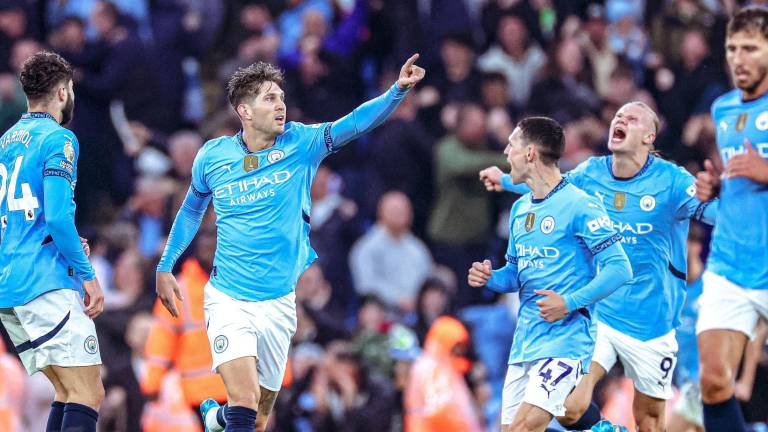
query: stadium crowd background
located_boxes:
[0,0,766,430]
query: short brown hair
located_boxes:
[226,62,284,108]
[19,51,73,102]
[517,116,564,166]
[728,6,768,40]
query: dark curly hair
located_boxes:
[728,6,768,39]
[226,61,284,109]
[19,51,73,102]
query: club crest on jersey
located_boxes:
[525,213,535,232]
[63,141,75,162]
[267,149,285,163]
[613,192,626,211]
[214,335,229,353]
[540,216,555,234]
[756,112,768,131]
[84,335,98,354]
[736,112,748,131]
[640,195,656,211]
[243,155,259,172]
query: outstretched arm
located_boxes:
[328,54,425,150]
[156,187,210,272]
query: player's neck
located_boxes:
[526,165,563,200]
[611,151,649,179]
[241,127,276,152]
[27,104,61,124]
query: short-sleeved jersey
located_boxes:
[507,179,621,371]
[709,89,768,289]
[565,155,704,341]
[0,113,82,307]
[191,123,333,301]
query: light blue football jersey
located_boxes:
[502,155,711,341]
[505,180,624,371]
[0,113,91,307]
[709,89,768,289]
[187,125,329,301]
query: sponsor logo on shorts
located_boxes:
[214,335,229,353]
[84,336,98,354]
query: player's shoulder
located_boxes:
[565,182,605,213]
[281,121,326,140]
[711,88,742,114]
[198,134,235,159]
[652,156,694,182]
[568,155,607,178]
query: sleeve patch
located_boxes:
[191,184,211,198]
[43,168,73,183]
[589,232,622,255]
[323,123,335,153]
[506,254,518,265]
[59,160,74,173]
[63,141,75,162]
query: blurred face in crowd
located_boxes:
[557,38,583,77]
[681,30,709,70]
[456,104,487,147]
[91,1,117,37]
[498,15,527,55]
[419,286,449,323]
[295,264,330,305]
[481,76,509,108]
[194,230,217,271]
[441,39,473,74]
[377,191,413,237]
[607,103,657,155]
[726,30,768,98]
[11,39,42,73]
[241,81,286,137]
[168,131,203,178]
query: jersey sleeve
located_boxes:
[573,195,622,255]
[42,129,78,187]
[304,82,409,163]
[671,166,717,224]
[41,130,95,281]
[486,212,520,293]
[190,146,211,198]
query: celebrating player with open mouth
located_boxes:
[480,101,718,431]
[468,116,632,432]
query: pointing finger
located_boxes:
[403,53,420,70]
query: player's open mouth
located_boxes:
[275,115,285,124]
[611,126,626,142]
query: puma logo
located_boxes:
[540,384,554,399]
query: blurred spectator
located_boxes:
[605,0,649,80]
[141,228,226,428]
[277,0,333,59]
[0,337,24,431]
[295,264,350,346]
[350,191,433,312]
[0,38,42,132]
[412,277,452,344]
[405,316,483,431]
[578,3,620,99]
[528,37,600,124]
[309,165,362,313]
[0,2,31,72]
[367,92,435,237]
[120,176,176,259]
[478,14,547,107]
[427,102,506,307]
[388,324,421,431]
[168,130,203,180]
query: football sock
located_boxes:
[61,402,98,432]
[46,401,65,432]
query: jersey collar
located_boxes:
[21,112,56,122]
[235,130,252,154]
[606,154,654,181]
[531,177,568,203]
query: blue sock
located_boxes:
[61,402,98,432]
[46,401,65,432]
[703,396,746,432]
[564,401,601,429]
[224,405,256,432]
[217,403,227,426]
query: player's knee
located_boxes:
[228,388,260,410]
[699,364,734,401]
[635,411,664,432]
[66,380,105,409]
[558,400,588,426]
[510,416,544,432]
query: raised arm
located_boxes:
[328,54,425,150]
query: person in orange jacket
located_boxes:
[405,315,483,431]
[0,337,25,431]
[141,228,227,427]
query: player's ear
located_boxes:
[57,85,67,103]
[236,103,251,120]
[643,132,656,146]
